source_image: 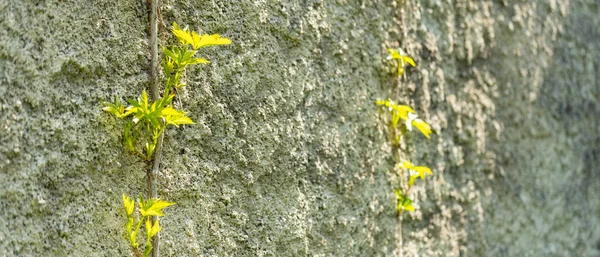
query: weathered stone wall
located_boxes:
[1,0,598,256]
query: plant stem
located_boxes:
[391,127,403,257]
[147,0,161,257]
[133,247,142,257]
[396,211,403,257]
[391,72,403,257]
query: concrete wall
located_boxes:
[1,0,598,256]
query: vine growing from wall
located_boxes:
[377,47,433,257]
[102,22,230,257]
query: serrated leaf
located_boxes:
[189,57,210,64]
[375,99,415,122]
[399,161,433,186]
[122,194,135,216]
[129,229,138,248]
[160,107,194,127]
[123,121,136,152]
[386,47,415,76]
[172,22,194,46]
[146,219,161,239]
[163,47,177,61]
[125,90,166,128]
[192,34,231,50]
[162,51,175,75]
[102,99,128,118]
[179,49,197,66]
[140,198,176,217]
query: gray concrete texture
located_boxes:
[1,0,598,256]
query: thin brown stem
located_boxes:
[391,127,403,257]
[132,246,142,257]
[390,44,404,257]
[134,150,150,161]
[147,0,161,257]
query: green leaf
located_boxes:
[402,199,415,212]
[398,161,433,188]
[408,175,418,187]
[160,107,194,127]
[192,33,231,50]
[123,121,136,152]
[145,142,156,160]
[146,218,161,239]
[171,22,194,46]
[102,98,128,118]
[140,198,176,217]
[386,47,416,76]
[387,48,402,60]
[412,166,433,177]
[401,56,416,67]
[143,244,152,257]
[394,189,403,199]
[189,57,210,65]
[124,90,166,128]
[412,119,432,139]
[179,49,197,66]
[163,47,177,60]
[395,191,415,212]
[375,99,415,123]
[129,229,138,248]
[122,194,135,216]
[162,48,175,75]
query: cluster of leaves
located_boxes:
[122,194,175,257]
[102,22,231,161]
[103,91,192,160]
[387,47,416,77]
[375,99,432,141]
[377,48,433,214]
[163,22,231,91]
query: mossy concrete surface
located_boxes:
[1,0,598,256]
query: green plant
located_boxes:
[386,47,416,77]
[377,47,433,257]
[375,99,433,214]
[102,23,230,161]
[103,23,230,256]
[122,194,175,257]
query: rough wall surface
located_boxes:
[0,0,598,256]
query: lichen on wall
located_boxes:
[0,0,598,256]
